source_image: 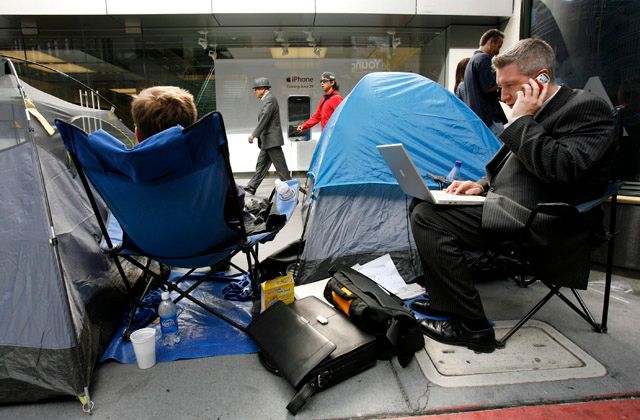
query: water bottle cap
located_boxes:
[275,180,290,194]
[161,291,170,300]
[455,160,462,166]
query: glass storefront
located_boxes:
[530,0,640,181]
[0,26,444,132]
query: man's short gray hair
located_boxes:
[492,38,556,81]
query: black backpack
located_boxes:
[323,264,424,367]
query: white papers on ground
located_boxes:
[294,278,330,304]
[353,254,425,300]
[394,283,426,300]
[293,254,424,303]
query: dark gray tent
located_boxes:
[0,66,137,408]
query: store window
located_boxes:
[530,0,640,181]
[1,26,444,133]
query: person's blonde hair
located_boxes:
[131,86,197,140]
[492,38,556,81]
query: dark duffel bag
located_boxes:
[260,239,304,280]
[323,264,424,367]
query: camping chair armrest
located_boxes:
[523,180,625,235]
[575,197,607,214]
[575,181,625,214]
[524,202,578,230]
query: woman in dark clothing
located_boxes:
[454,57,470,101]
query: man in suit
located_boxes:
[244,77,291,195]
[409,38,616,353]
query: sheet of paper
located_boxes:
[353,254,408,295]
[294,278,330,305]
[395,283,426,300]
[295,256,425,303]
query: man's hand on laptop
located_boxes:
[445,180,484,195]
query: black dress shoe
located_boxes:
[420,318,496,353]
[243,185,256,195]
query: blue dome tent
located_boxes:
[298,72,501,283]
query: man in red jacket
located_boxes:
[296,71,343,133]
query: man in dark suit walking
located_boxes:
[244,77,291,195]
[410,38,616,353]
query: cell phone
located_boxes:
[534,73,550,89]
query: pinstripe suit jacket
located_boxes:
[478,86,616,288]
[251,92,285,150]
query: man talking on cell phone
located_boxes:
[409,38,617,353]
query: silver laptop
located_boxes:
[377,144,485,205]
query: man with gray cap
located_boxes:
[296,71,343,132]
[245,77,291,195]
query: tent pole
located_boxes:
[78,89,87,132]
[7,59,61,255]
[293,176,314,282]
[0,53,119,111]
[7,58,88,394]
[6,59,80,349]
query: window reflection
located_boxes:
[0,27,444,132]
[531,0,640,181]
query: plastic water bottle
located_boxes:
[158,291,181,347]
[446,160,462,183]
[275,179,295,201]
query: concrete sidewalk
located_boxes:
[2,178,639,419]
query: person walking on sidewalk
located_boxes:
[296,71,343,133]
[244,77,291,195]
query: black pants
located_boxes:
[409,199,497,321]
[247,146,291,190]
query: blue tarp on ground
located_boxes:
[100,271,257,364]
[309,72,501,190]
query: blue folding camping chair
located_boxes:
[56,112,298,338]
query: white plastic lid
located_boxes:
[161,291,170,300]
[275,180,289,194]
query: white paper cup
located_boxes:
[130,328,157,369]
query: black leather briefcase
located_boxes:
[247,296,377,415]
